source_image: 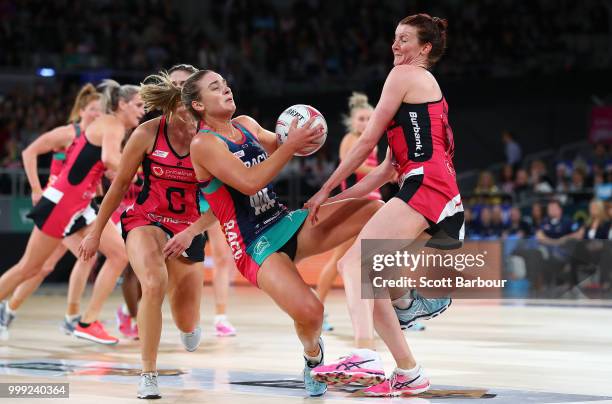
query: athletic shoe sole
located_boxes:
[312,371,385,386]
[137,393,161,399]
[59,324,73,335]
[400,299,452,330]
[363,381,431,397]
[73,330,119,345]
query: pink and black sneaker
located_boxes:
[214,315,237,337]
[116,306,137,340]
[311,350,385,386]
[362,366,430,397]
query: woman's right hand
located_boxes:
[284,117,324,153]
[31,189,43,205]
[79,231,101,261]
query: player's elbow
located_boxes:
[21,147,33,160]
[240,181,259,196]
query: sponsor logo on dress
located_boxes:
[151,165,195,181]
[254,236,271,255]
[445,159,455,176]
[234,150,245,158]
[409,111,424,158]
[152,150,169,158]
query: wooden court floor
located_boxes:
[1,285,611,403]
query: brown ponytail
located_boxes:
[67,83,101,123]
[399,14,448,67]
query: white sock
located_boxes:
[395,364,420,378]
[214,314,227,324]
[121,304,130,316]
[392,290,414,309]
[65,313,79,322]
[6,303,17,316]
[304,345,323,367]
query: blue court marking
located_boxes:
[0,359,610,403]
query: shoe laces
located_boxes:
[90,321,109,336]
[142,372,158,387]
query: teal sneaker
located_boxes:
[406,321,426,331]
[303,337,327,397]
[322,313,334,332]
[393,290,451,330]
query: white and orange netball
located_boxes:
[275,104,328,156]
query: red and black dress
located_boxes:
[120,116,204,261]
[28,129,102,238]
[386,97,464,245]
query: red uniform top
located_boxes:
[47,123,81,187]
[111,169,143,225]
[341,146,382,200]
[385,97,463,237]
[386,97,455,178]
[121,116,199,235]
[48,131,105,210]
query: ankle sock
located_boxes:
[395,364,420,378]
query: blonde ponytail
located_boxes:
[140,72,182,116]
[342,92,373,132]
[67,83,101,123]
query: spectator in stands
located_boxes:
[555,163,570,193]
[570,199,612,291]
[533,200,581,287]
[475,170,498,194]
[525,202,545,236]
[491,205,506,237]
[569,168,587,192]
[576,199,611,240]
[464,207,478,239]
[504,206,530,238]
[537,200,580,243]
[592,143,609,171]
[500,164,514,194]
[530,160,553,193]
[502,130,522,168]
[1,137,21,168]
[514,168,531,203]
[474,206,499,239]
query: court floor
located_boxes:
[1,285,611,403]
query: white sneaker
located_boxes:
[180,325,202,352]
[137,372,161,399]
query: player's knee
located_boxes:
[140,273,167,301]
[40,263,55,277]
[213,252,232,270]
[296,296,323,329]
[15,260,42,280]
[109,247,128,267]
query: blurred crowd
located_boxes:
[465,133,612,241]
[0,84,74,169]
[1,0,610,92]
[464,133,612,295]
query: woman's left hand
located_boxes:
[163,230,194,259]
[304,188,330,224]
